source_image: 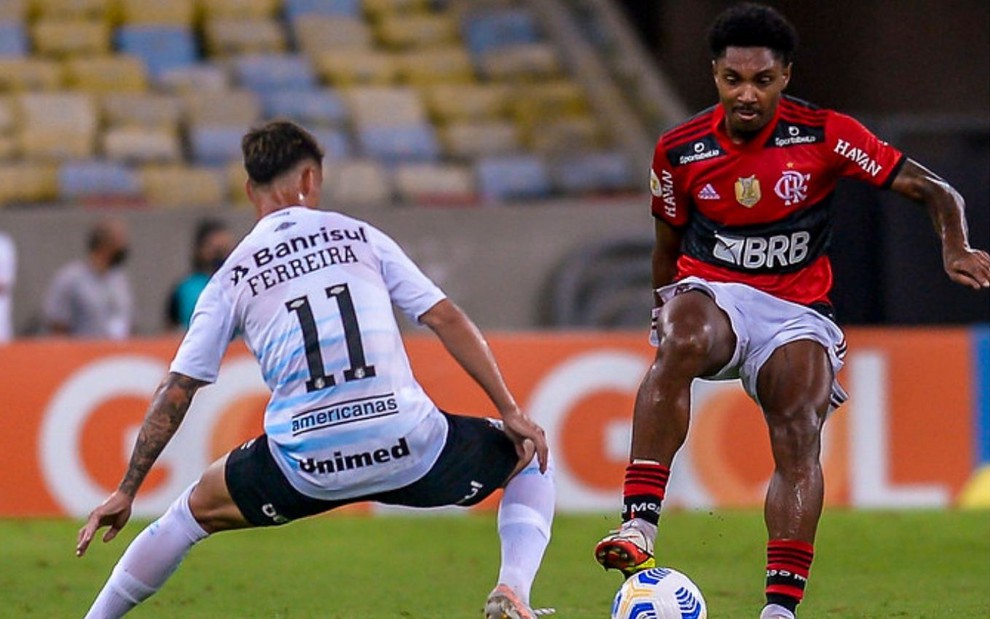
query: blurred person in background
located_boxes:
[593,4,990,619]
[42,218,133,339]
[165,218,235,330]
[76,120,554,619]
[0,230,15,342]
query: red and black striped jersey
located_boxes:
[649,95,906,306]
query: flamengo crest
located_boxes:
[734,175,761,207]
[774,170,811,206]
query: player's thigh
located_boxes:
[756,339,832,447]
[657,289,736,375]
[188,453,253,534]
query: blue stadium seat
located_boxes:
[476,154,551,202]
[233,54,317,92]
[551,151,635,194]
[461,9,539,56]
[285,0,361,20]
[188,125,245,165]
[357,124,440,163]
[260,89,349,126]
[0,22,28,57]
[308,127,352,160]
[116,25,197,80]
[58,161,141,200]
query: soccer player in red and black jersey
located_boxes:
[594,4,990,618]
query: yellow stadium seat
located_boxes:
[393,162,475,205]
[315,50,399,87]
[363,0,428,17]
[182,89,260,126]
[225,159,250,206]
[118,0,195,25]
[197,0,279,19]
[18,126,95,159]
[424,83,508,122]
[478,43,561,80]
[100,92,182,128]
[0,95,15,134]
[0,162,58,205]
[0,58,62,91]
[322,158,392,206]
[511,80,588,120]
[441,120,520,159]
[65,55,148,93]
[140,164,226,207]
[102,126,182,163]
[293,16,372,58]
[376,13,457,49]
[343,86,426,127]
[525,116,603,155]
[32,18,110,57]
[30,0,109,19]
[0,135,15,160]
[203,17,285,56]
[0,0,28,21]
[397,47,474,86]
[156,64,231,94]
[16,92,97,159]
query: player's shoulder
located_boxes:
[656,105,726,168]
[658,105,719,150]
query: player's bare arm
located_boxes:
[652,220,683,294]
[889,158,990,289]
[419,298,548,472]
[76,372,205,557]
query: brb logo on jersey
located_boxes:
[713,231,811,270]
[774,170,811,206]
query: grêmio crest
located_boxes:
[734,175,761,207]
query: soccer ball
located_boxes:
[611,567,707,619]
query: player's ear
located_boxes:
[781,63,792,88]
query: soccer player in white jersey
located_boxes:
[76,121,555,619]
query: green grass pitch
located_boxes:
[2,510,987,618]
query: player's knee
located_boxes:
[657,322,713,370]
[767,407,823,464]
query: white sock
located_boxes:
[496,454,555,605]
[84,484,209,619]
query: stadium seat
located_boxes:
[16,92,97,159]
[0,95,15,133]
[475,154,551,202]
[293,16,372,56]
[182,90,260,126]
[204,17,286,56]
[441,121,520,159]
[31,18,110,57]
[376,13,458,50]
[259,88,348,127]
[344,86,426,127]
[397,48,475,86]
[321,158,392,206]
[284,0,361,20]
[58,160,141,200]
[0,22,28,57]
[117,0,195,26]
[188,124,248,165]
[32,0,109,19]
[18,125,95,159]
[393,162,476,205]
[116,26,197,80]
[197,0,280,19]
[357,123,440,163]
[233,54,316,92]
[100,92,181,128]
[156,64,230,93]
[424,83,508,122]
[0,58,62,91]
[0,0,27,21]
[225,159,250,206]
[363,0,428,17]
[315,50,399,87]
[102,126,182,163]
[477,43,562,80]
[461,8,540,56]
[526,116,603,154]
[64,55,148,92]
[140,164,225,207]
[512,81,589,122]
[549,151,635,194]
[0,162,58,204]
[307,127,351,160]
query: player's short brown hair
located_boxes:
[242,120,324,185]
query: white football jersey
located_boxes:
[170,207,449,500]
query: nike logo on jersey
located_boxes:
[697,184,720,200]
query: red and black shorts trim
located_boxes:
[224,412,520,527]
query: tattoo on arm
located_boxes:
[118,373,202,497]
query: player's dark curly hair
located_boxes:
[242,120,324,185]
[708,3,798,64]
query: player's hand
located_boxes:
[944,247,990,290]
[501,407,549,473]
[76,490,134,558]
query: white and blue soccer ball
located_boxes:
[611,567,708,619]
